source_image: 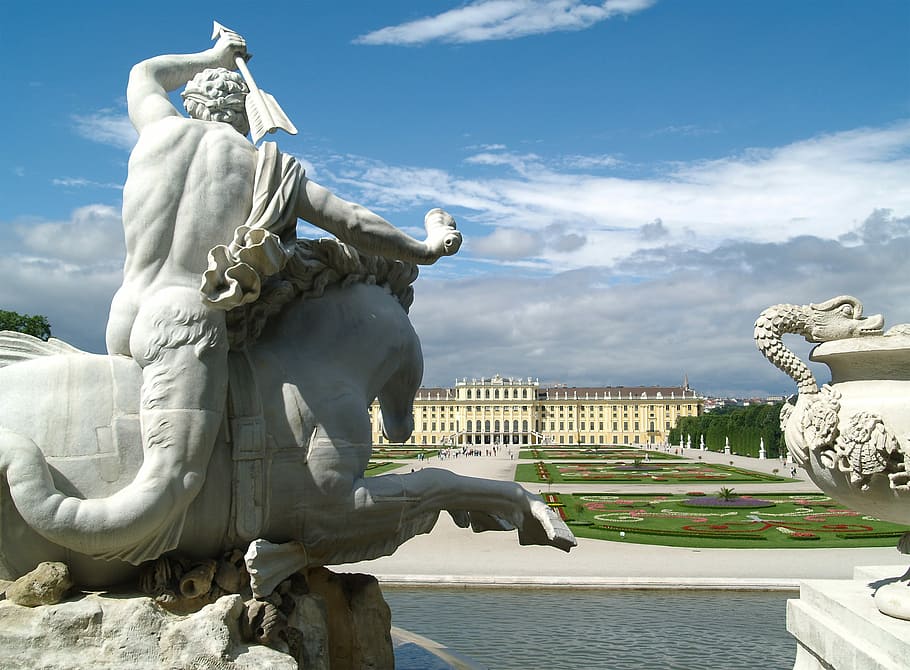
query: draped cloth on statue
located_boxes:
[201,141,302,310]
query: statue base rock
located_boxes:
[788,565,910,669]
[0,567,392,670]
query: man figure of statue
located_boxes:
[101,28,461,561]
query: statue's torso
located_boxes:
[121,116,258,291]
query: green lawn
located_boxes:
[517,461,790,484]
[365,461,403,476]
[546,492,909,548]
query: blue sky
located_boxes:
[3,1,909,396]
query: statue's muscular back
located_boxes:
[107,116,256,355]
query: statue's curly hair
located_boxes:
[182,68,250,135]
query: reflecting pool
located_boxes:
[385,587,795,670]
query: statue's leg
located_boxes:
[123,287,229,561]
[301,460,575,565]
[357,468,576,550]
[0,288,228,563]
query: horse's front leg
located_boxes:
[296,466,575,568]
[379,468,577,552]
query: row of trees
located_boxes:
[668,402,785,458]
[0,310,52,340]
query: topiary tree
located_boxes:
[0,310,52,341]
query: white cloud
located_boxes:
[473,227,541,258]
[354,0,656,46]
[560,154,623,170]
[638,217,668,240]
[320,121,910,272]
[646,124,719,138]
[15,205,125,265]
[839,208,910,245]
[52,177,123,190]
[1,205,125,352]
[72,111,137,150]
[412,216,910,396]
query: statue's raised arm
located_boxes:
[127,28,248,134]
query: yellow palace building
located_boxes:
[369,374,704,448]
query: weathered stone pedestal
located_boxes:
[0,568,393,670]
[788,566,910,670]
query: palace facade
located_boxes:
[369,374,704,447]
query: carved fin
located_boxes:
[0,331,87,368]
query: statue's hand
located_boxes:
[212,27,248,69]
[424,208,462,260]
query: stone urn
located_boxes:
[755,296,910,619]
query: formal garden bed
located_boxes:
[541,491,910,548]
[519,447,683,460]
[517,461,790,484]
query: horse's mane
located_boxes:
[225,237,419,350]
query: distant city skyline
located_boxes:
[3,2,908,398]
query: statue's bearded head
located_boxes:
[182,68,250,136]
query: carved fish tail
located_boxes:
[0,423,197,565]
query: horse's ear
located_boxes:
[0,331,87,368]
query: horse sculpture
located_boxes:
[0,240,575,592]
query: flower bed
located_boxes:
[678,496,775,509]
[516,461,791,484]
[555,492,910,549]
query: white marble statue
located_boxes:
[0,24,574,592]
